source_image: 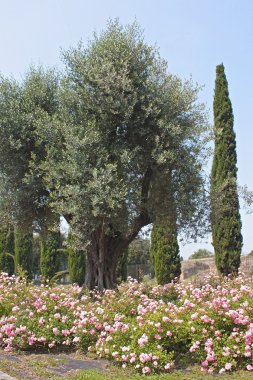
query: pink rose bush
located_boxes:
[1,271,253,374]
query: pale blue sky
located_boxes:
[0,0,252,258]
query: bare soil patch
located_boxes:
[0,351,108,380]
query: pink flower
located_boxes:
[28,335,37,345]
[201,315,211,323]
[225,363,232,371]
[38,317,45,326]
[50,293,59,300]
[142,366,151,374]
[190,341,200,353]
[206,354,216,362]
[223,347,230,356]
[53,328,59,335]
[4,345,13,352]
[8,316,16,323]
[37,337,46,342]
[138,334,148,346]
[139,353,152,363]
[121,354,128,362]
[165,363,172,371]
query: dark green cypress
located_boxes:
[211,64,242,276]
[40,230,61,281]
[15,228,33,279]
[150,219,181,285]
[67,232,86,286]
[0,225,15,275]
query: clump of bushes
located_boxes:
[1,272,253,374]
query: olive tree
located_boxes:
[0,67,59,231]
[40,21,208,290]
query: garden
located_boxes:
[1,271,253,378]
[0,18,251,380]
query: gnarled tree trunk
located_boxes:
[84,224,124,291]
[85,249,118,291]
[81,167,153,291]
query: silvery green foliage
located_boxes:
[0,67,59,229]
[40,20,209,246]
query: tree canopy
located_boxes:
[0,67,59,230]
[0,20,209,289]
[189,248,214,260]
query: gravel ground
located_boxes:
[0,351,108,380]
[0,370,18,380]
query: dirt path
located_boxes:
[0,351,108,380]
[0,370,17,380]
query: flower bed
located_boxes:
[1,272,253,375]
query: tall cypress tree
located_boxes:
[40,230,62,281]
[15,228,33,279]
[67,232,86,286]
[211,64,242,276]
[150,220,181,285]
[150,168,181,285]
[0,225,15,275]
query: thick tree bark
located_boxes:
[84,225,120,290]
[83,213,150,290]
[85,249,118,291]
[82,166,153,291]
